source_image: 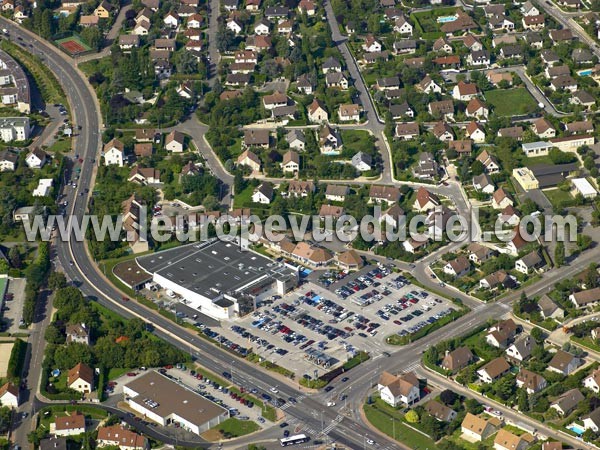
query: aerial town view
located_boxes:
[0,0,600,448]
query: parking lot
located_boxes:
[211,266,455,378]
[1,278,26,333]
[108,366,269,431]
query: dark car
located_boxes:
[324,386,334,392]
[341,377,349,382]
[280,422,288,428]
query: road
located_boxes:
[0,24,406,450]
[5,4,599,450]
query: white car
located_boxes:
[270,387,278,393]
[327,401,336,407]
[366,439,375,445]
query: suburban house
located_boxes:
[516,368,547,394]
[461,413,500,441]
[583,408,600,433]
[308,99,328,123]
[97,425,148,450]
[281,151,300,174]
[338,104,361,122]
[413,187,440,212]
[103,139,124,167]
[51,412,85,437]
[479,270,517,290]
[325,185,349,202]
[547,350,580,375]
[515,251,544,274]
[485,319,517,348]
[472,174,495,194]
[377,371,420,407]
[476,149,500,173]
[0,382,18,407]
[425,400,457,422]
[66,323,91,345]
[443,256,471,278]
[68,363,94,394]
[452,81,478,101]
[286,130,305,150]
[569,287,600,309]
[494,429,534,450]
[26,147,48,169]
[491,188,513,209]
[395,122,420,140]
[352,152,372,172]
[369,185,401,205]
[251,182,274,204]
[165,131,184,152]
[538,294,564,321]
[237,150,261,172]
[583,368,600,393]
[532,118,556,138]
[440,347,473,372]
[550,388,584,416]
[477,357,511,383]
[505,336,534,363]
[467,243,494,265]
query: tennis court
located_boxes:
[55,36,92,55]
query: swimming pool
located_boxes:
[437,15,457,23]
[578,69,593,77]
[567,424,585,435]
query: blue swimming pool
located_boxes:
[578,69,593,77]
[437,15,457,23]
[568,424,585,435]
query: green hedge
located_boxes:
[6,338,26,382]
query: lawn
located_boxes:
[410,7,459,33]
[484,88,538,116]
[233,184,255,208]
[363,401,440,450]
[523,154,556,167]
[216,417,259,437]
[340,130,375,158]
[544,188,576,210]
[107,368,130,380]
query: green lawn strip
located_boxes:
[107,367,131,380]
[1,40,66,105]
[484,88,537,116]
[363,401,440,450]
[571,336,600,352]
[386,308,468,345]
[216,417,259,437]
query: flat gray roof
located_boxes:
[137,239,295,300]
[125,371,228,426]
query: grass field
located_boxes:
[484,88,538,116]
[364,400,439,450]
[217,417,259,437]
[544,188,575,209]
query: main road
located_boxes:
[4,8,596,450]
[1,19,403,450]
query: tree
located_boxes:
[517,389,529,412]
[8,247,21,269]
[577,234,593,252]
[202,195,219,212]
[404,409,419,423]
[554,242,565,267]
[471,160,484,176]
[439,389,458,406]
[48,272,67,290]
[44,323,65,345]
[530,327,544,344]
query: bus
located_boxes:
[280,434,309,446]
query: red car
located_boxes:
[122,296,129,302]
[127,372,137,376]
